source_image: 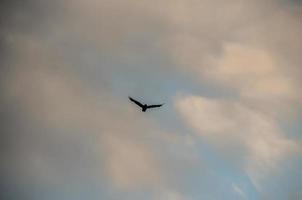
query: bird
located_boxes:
[129,96,164,112]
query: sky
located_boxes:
[1,0,302,199]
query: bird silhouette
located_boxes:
[129,97,164,112]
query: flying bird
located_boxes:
[129,97,164,112]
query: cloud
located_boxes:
[0,1,197,197]
[232,183,247,199]
[2,62,167,189]
[156,190,189,200]
[175,95,299,188]
[162,0,302,116]
[206,43,299,116]
[1,0,302,199]
[2,53,196,194]
[104,133,162,190]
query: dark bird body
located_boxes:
[129,97,164,112]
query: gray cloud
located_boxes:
[1,0,302,200]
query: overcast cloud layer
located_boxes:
[1,0,302,200]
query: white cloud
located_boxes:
[232,183,246,199]
[160,0,302,116]
[176,95,299,188]
[206,43,299,116]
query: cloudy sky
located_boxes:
[1,0,302,199]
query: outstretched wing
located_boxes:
[147,104,164,108]
[129,97,143,108]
